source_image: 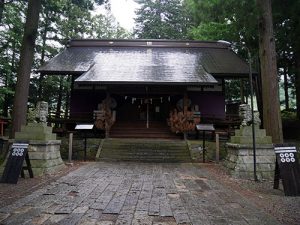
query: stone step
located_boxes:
[97,138,191,162]
[100,151,190,157]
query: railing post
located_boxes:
[216,133,220,163]
[68,132,73,164]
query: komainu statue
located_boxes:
[239,104,261,127]
[35,101,48,124]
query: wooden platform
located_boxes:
[109,121,181,139]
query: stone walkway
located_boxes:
[0,162,282,225]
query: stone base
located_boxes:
[230,126,272,144]
[0,140,65,177]
[15,123,56,141]
[224,143,275,180]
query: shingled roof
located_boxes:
[38,39,251,85]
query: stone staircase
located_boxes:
[96,138,191,162]
[109,121,181,139]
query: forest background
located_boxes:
[0,0,299,135]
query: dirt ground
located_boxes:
[0,162,299,225]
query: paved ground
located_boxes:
[0,162,282,225]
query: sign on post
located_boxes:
[274,144,300,196]
[1,143,33,184]
[75,124,94,161]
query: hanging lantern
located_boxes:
[125,96,127,100]
[160,97,163,103]
[168,96,171,102]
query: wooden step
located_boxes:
[110,121,179,139]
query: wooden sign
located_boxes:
[1,143,32,184]
[274,144,300,196]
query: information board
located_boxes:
[274,144,300,196]
[196,124,215,163]
[75,124,94,130]
[75,124,94,161]
[1,143,30,184]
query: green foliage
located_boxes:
[91,13,131,39]
[281,109,297,120]
[184,0,259,102]
[134,0,191,39]
[273,0,300,111]
[188,22,236,41]
[185,0,258,54]
[0,1,26,116]
[0,0,130,119]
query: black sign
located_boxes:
[1,143,32,184]
[274,144,300,196]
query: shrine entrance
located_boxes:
[112,94,173,128]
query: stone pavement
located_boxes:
[0,162,282,225]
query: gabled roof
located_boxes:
[38,39,251,85]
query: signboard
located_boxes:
[75,124,94,161]
[196,124,215,131]
[196,124,215,163]
[1,143,32,184]
[274,144,300,196]
[75,124,94,130]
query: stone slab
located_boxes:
[0,162,283,225]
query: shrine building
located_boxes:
[38,39,252,139]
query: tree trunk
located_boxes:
[11,0,41,137]
[283,67,289,110]
[37,17,49,100]
[257,0,283,143]
[295,51,300,119]
[0,0,4,24]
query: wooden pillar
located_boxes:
[105,91,110,139]
[183,92,188,113]
[183,91,188,140]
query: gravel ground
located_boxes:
[0,162,299,225]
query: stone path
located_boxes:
[0,162,282,225]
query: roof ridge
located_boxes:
[67,39,229,49]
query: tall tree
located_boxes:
[273,0,299,112]
[0,1,26,116]
[256,0,283,143]
[11,0,41,137]
[134,0,190,39]
[0,0,4,23]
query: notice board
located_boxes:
[1,143,30,184]
[274,144,300,196]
